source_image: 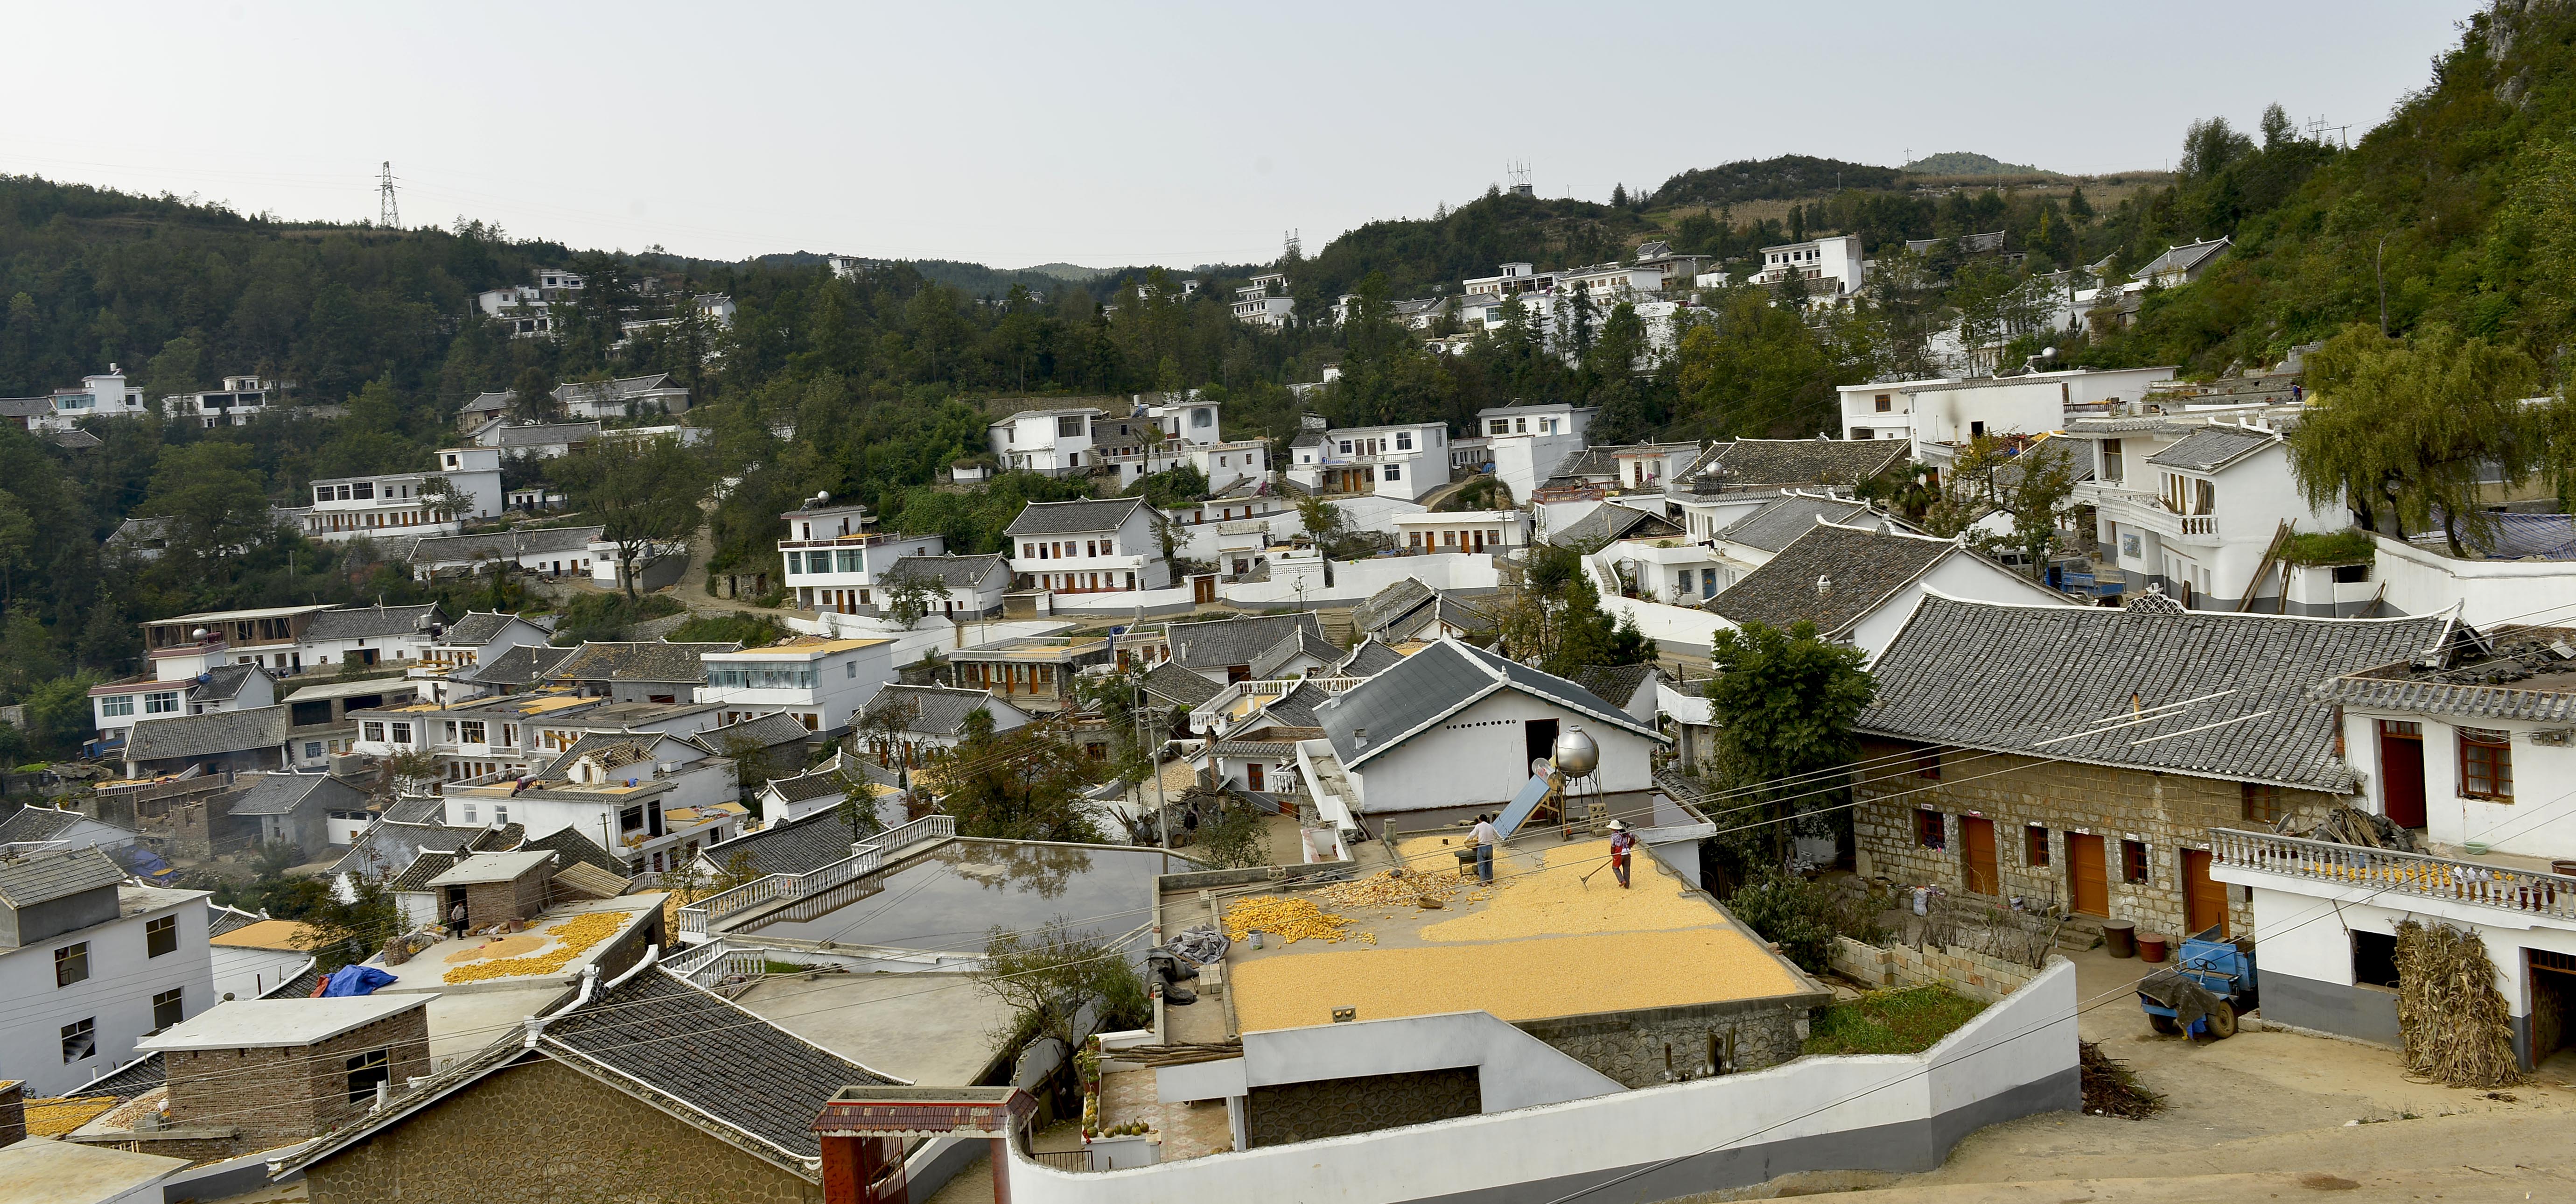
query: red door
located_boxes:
[1960,817,1999,895]
[2380,720,2427,829]
[2066,834,2109,916]
[1247,762,1265,792]
[2184,849,2227,938]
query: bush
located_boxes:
[2280,528,2376,566]
[1803,986,1986,1056]
[669,612,788,647]
[1723,871,1884,975]
[552,592,684,645]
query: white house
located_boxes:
[987,406,1106,476]
[854,683,1032,767]
[31,365,151,431]
[0,849,211,1096]
[88,664,275,752]
[1706,523,2079,658]
[1391,510,1528,556]
[1888,366,2177,455]
[757,751,905,827]
[1232,275,1295,329]
[298,603,445,671]
[881,553,1013,618]
[1283,421,1451,502]
[168,375,280,429]
[1752,235,1868,299]
[700,637,899,733]
[2068,413,2343,610]
[406,524,602,580]
[552,373,691,420]
[441,732,745,873]
[1309,638,1666,819]
[474,421,599,459]
[301,448,503,544]
[1482,402,1597,504]
[1004,497,1172,594]
[776,502,948,613]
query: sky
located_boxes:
[4,1,2472,271]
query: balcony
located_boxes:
[2210,828,2576,922]
[2074,481,2221,545]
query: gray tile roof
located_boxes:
[1706,523,1963,636]
[1002,497,1145,537]
[206,903,265,938]
[441,612,526,647]
[126,705,289,763]
[1315,639,1661,769]
[764,759,857,805]
[704,807,861,878]
[1167,613,1327,672]
[1688,438,1910,490]
[1337,639,1406,677]
[490,421,602,448]
[0,846,126,908]
[519,826,626,878]
[389,848,461,892]
[1351,579,1435,638]
[464,643,575,687]
[1548,503,1683,550]
[305,604,444,643]
[1573,663,1661,710]
[1718,494,1897,553]
[694,711,816,753]
[2143,426,2276,473]
[409,527,604,566]
[882,553,1008,588]
[1263,682,1330,729]
[1211,739,1303,759]
[1141,660,1222,708]
[84,1051,169,1099]
[862,685,1004,737]
[1858,595,2457,791]
[460,391,511,415]
[191,663,267,704]
[551,641,740,684]
[0,805,87,845]
[544,967,895,1162]
[1251,627,1341,679]
[1547,447,1622,482]
[226,772,368,817]
[553,373,681,406]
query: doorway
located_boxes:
[1960,817,1999,895]
[2379,720,2427,829]
[2530,950,2576,1072]
[2183,848,2227,937]
[1524,718,1560,773]
[2066,833,2109,916]
[1247,762,1265,792]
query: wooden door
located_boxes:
[1960,817,1999,895]
[2066,833,2109,916]
[2183,848,2227,938]
[1247,762,1265,792]
[2380,720,2427,829]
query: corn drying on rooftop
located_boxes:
[1226,838,1816,1032]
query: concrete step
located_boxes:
[2054,914,2106,952]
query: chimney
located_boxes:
[1353,726,1368,750]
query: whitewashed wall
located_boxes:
[2370,533,2576,626]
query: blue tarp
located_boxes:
[111,843,178,883]
[320,965,397,998]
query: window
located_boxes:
[493,805,509,825]
[62,1018,95,1063]
[2102,439,2123,480]
[101,694,135,718]
[2331,563,2372,584]
[391,722,413,744]
[1676,569,1693,594]
[1489,419,1510,436]
[145,692,180,715]
[1384,464,1401,481]
[153,987,183,1031]
[2460,728,2514,800]
[2351,929,2400,989]
[147,915,177,958]
[1055,415,1085,437]
[461,803,477,824]
[305,741,323,759]
[1915,750,1941,779]
[2194,479,2217,515]
[362,721,386,742]
[1874,394,1891,412]
[1915,810,1946,849]
[56,942,89,986]
[2025,825,2050,866]
[2241,782,2286,824]
[1395,431,1414,451]
[459,720,487,744]
[1338,440,1354,455]
[1192,408,1212,428]
[2121,839,2149,884]
[1850,427,1872,441]
[347,1049,392,1103]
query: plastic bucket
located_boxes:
[2102,919,2137,958]
[2137,933,2170,963]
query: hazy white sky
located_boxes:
[5,1,2469,269]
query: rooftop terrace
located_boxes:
[733,838,1181,954]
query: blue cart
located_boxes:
[2138,925,2258,1040]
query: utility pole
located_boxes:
[377,162,400,230]
[1134,681,1170,870]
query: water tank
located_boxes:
[1552,726,1599,777]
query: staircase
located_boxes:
[2055,914,2107,954]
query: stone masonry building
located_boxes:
[1852,593,2453,940]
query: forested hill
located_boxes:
[1649,155,1904,207]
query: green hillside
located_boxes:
[1649,155,1904,208]
[1902,151,2045,176]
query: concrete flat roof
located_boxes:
[281,675,415,702]
[734,972,1016,1087]
[366,894,662,995]
[0,1136,187,1204]
[138,994,433,1051]
[1223,836,1816,1033]
[424,850,555,886]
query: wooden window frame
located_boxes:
[1915,809,1946,850]
[2240,782,2287,824]
[2459,727,2513,801]
[2120,838,2149,885]
[2025,825,2050,867]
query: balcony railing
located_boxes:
[679,814,956,935]
[2210,827,2576,921]
[664,937,770,988]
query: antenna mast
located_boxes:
[377,162,400,229]
[1507,160,1533,198]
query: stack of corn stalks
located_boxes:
[2394,919,2522,1088]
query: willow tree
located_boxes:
[2286,323,2540,556]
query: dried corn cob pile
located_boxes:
[1314,866,1476,909]
[441,910,630,984]
[1221,894,1355,945]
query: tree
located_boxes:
[554,436,711,599]
[416,475,469,524]
[1296,496,1343,544]
[856,693,924,767]
[1703,621,1875,881]
[877,570,940,627]
[1991,441,2080,575]
[834,770,885,841]
[1193,796,1272,869]
[510,366,559,424]
[2288,323,2541,554]
[140,443,274,577]
[938,710,1104,842]
[973,918,1149,1058]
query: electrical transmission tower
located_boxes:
[1507,160,1533,197]
[377,162,400,229]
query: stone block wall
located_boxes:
[1246,1067,1480,1148]
[168,1006,432,1147]
[0,1079,23,1148]
[1513,995,1825,1089]
[462,869,549,928]
[1852,741,2335,941]
[302,1059,825,1204]
[1828,937,2039,1004]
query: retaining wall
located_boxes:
[1828,938,2041,1004]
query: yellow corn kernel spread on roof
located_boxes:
[439,910,629,984]
[1229,928,1807,1031]
[1418,840,1710,943]
[1221,895,1353,944]
[25,1096,118,1137]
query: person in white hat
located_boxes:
[1607,819,1635,889]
